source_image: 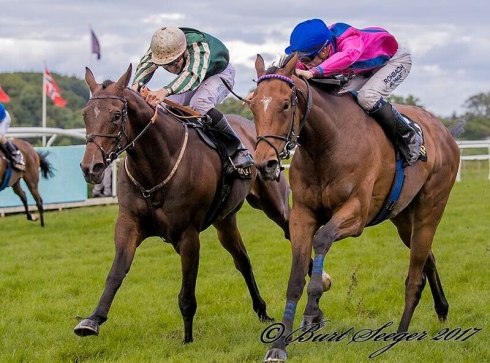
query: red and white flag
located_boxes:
[44,66,67,107]
[0,85,10,103]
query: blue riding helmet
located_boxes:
[0,103,6,121]
[285,18,332,56]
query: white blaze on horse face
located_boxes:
[261,95,273,113]
[94,106,101,120]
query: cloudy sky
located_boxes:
[1,0,486,116]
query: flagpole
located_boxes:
[42,63,46,147]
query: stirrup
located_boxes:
[226,154,253,178]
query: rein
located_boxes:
[255,74,312,160]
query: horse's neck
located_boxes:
[299,92,365,160]
[126,102,185,183]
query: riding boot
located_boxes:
[206,108,254,170]
[2,139,25,170]
[369,99,423,167]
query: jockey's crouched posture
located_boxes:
[285,19,425,167]
[0,103,25,171]
[131,26,253,173]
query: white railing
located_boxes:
[282,140,490,181]
[6,128,490,182]
[457,140,490,181]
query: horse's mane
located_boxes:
[264,54,341,94]
[264,54,296,75]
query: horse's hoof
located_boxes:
[27,213,38,222]
[322,271,332,292]
[74,318,100,337]
[264,348,287,362]
[257,309,274,322]
[301,314,325,331]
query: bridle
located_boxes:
[85,93,189,202]
[255,74,312,161]
[85,95,154,166]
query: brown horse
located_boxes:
[74,64,291,343]
[249,54,462,362]
[0,139,54,226]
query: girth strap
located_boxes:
[367,159,405,226]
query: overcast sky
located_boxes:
[1,0,486,116]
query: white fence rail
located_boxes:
[282,140,490,181]
[6,127,490,182]
[456,140,490,181]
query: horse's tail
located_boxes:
[37,151,55,179]
[449,119,466,139]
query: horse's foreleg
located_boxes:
[74,216,141,337]
[264,207,316,362]
[214,214,271,321]
[178,228,201,344]
[303,203,363,328]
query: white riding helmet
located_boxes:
[150,26,187,65]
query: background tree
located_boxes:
[1,72,489,141]
[459,93,490,139]
[217,96,253,120]
[387,94,424,107]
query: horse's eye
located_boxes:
[112,112,122,122]
[283,101,290,111]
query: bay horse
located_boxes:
[0,139,54,227]
[74,64,291,343]
[249,54,462,362]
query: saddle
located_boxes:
[159,104,246,230]
[139,87,250,179]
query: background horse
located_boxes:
[0,139,54,227]
[249,54,462,362]
[74,64,291,343]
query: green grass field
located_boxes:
[0,171,488,362]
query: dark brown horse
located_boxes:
[249,54,462,362]
[74,64,291,343]
[0,139,54,226]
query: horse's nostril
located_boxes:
[92,163,106,174]
[266,160,278,170]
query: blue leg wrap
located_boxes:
[312,255,324,275]
[283,301,297,322]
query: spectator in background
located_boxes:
[92,167,112,197]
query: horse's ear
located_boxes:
[116,64,133,92]
[255,54,266,78]
[283,53,298,77]
[85,67,98,92]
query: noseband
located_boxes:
[85,95,153,166]
[255,74,312,160]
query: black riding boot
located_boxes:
[369,99,423,167]
[206,108,254,170]
[2,139,25,170]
